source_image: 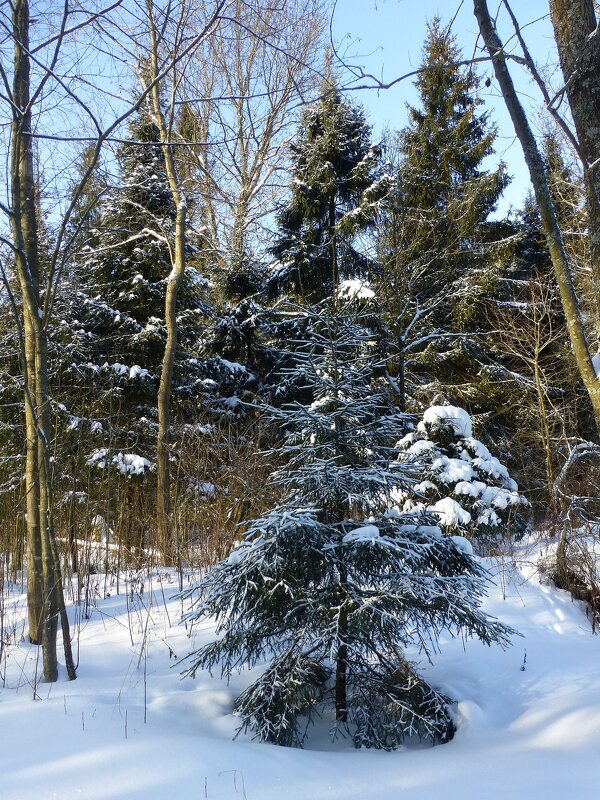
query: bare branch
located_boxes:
[502,0,582,160]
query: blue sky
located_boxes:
[331,0,558,215]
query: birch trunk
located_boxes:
[155,198,187,562]
[11,0,45,648]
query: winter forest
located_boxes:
[1,1,600,798]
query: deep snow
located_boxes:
[1,543,600,800]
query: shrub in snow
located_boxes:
[181,304,513,750]
[396,405,529,546]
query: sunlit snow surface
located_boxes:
[2,544,600,800]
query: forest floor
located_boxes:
[1,537,599,800]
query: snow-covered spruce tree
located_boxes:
[396,406,530,547]
[46,110,216,555]
[181,299,513,750]
[266,78,390,402]
[59,110,208,444]
[270,79,390,302]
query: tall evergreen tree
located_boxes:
[58,112,205,445]
[270,80,390,302]
[44,111,215,553]
[378,18,508,408]
[265,78,392,406]
[395,17,507,320]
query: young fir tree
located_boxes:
[396,405,530,547]
[378,18,508,409]
[181,298,513,750]
[44,111,220,556]
[270,79,390,302]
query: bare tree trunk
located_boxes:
[230,190,251,267]
[38,361,76,679]
[144,0,232,561]
[36,341,58,682]
[146,0,190,563]
[11,0,46,649]
[549,0,600,344]
[473,0,600,435]
[531,295,555,498]
[10,0,75,681]
[22,323,43,644]
[155,201,186,562]
[334,608,348,723]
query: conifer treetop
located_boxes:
[270,82,391,301]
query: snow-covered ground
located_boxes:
[2,545,600,800]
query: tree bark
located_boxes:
[473,0,600,436]
[335,605,348,723]
[549,0,600,345]
[145,0,232,562]
[11,0,46,649]
[155,198,186,562]
[147,0,188,563]
[10,0,75,680]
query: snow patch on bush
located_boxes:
[396,404,529,543]
[421,405,473,438]
[87,449,154,476]
[432,455,475,483]
[337,278,375,301]
[129,364,150,380]
[450,535,474,555]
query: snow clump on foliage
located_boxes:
[87,449,154,477]
[396,405,529,546]
[422,405,472,438]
